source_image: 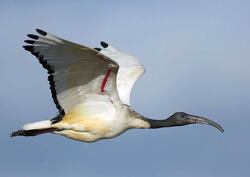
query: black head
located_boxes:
[168,112,224,132]
[168,112,192,125]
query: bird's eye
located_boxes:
[181,114,185,118]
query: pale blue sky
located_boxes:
[1,1,250,177]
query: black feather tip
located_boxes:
[36,29,47,36]
[27,34,39,40]
[24,40,35,44]
[23,45,34,52]
[100,41,108,48]
[94,47,101,51]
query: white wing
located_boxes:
[99,42,145,106]
[23,29,120,116]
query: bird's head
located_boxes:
[167,112,224,132]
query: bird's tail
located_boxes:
[11,120,57,137]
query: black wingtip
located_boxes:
[31,51,40,57]
[100,41,108,48]
[94,47,101,51]
[27,34,39,40]
[36,29,47,36]
[24,40,35,44]
[23,45,34,52]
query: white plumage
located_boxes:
[14,29,149,142]
[23,120,51,130]
[100,44,144,105]
[11,29,223,142]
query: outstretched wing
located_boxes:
[97,42,144,106]
[23,29,120,116]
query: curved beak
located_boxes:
[187,114,224,133]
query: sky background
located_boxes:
[1,0,250,177]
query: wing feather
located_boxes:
[99,43,145,106]
[23,29,120,115]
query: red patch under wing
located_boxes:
[101,69,112,92]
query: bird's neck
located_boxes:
[141,117,177,128]
[127,107,177,129]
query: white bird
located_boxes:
[11,29,224,142]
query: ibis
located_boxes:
[11,29,224,142]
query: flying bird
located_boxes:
[11,29,224,142]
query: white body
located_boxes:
[22,29,149,142]
[24,95,149,142]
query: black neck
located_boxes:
[142,117,178,129]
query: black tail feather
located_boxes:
[11,128,58,137]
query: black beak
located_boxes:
[186,114,224,133]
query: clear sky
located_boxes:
[1,0,250,177]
